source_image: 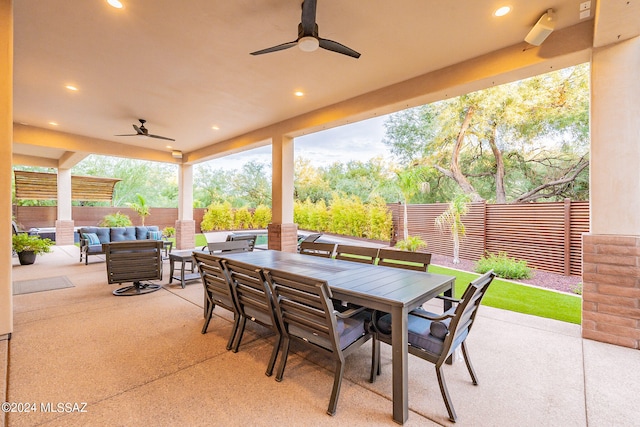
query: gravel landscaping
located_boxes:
[430,253,582,295]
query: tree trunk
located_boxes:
[437,106,484,202]
[403,203,409,240]
[452,234,460,264]
[488,126,506,204]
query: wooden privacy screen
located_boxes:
[389,200,589,276]
[14,170,121,202]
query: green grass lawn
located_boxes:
[428,265,582,324]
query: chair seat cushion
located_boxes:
[377,308,453,356]
[289,312,367,350]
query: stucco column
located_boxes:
[268,134,297,252]
[1,0,13,338]
[583,36,640,348]
[55,168,75,245]
[175,163,195,249]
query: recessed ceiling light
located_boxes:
[294,91,304,97]
[107,0,123,9]
[49,122,58,126]
[211,125,220,130]
[65,85,78,91]
[494,6,511,17]
[166,145,172,149]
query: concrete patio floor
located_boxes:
[2,245,639,426]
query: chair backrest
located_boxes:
[300,241,336,258]
[299,233,322,244]
[439,270,495,362]
[265,269,340,353]
[207,240,250,254]
[223,258,276,328]
[193,252,237,312]
[334,244,379,264]
[226,233,257,251]
[104,240,163,284]
[377,248,432,272]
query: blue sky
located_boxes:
[204,115,392,170]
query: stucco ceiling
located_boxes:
[10,0,640,167]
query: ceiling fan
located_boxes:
[115,119,175,141]
[250,0,360,59]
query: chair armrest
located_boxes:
[435,295,461,304]
[410,308,455,322]
[334,305,366,319]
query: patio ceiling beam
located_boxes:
[12,124,180,165]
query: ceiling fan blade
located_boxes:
[114,133,138,137]
[300,0,317,35]
[318,38,360,59]
[132,124,144,134]
[250,40,298,56]
[148,134,176,142]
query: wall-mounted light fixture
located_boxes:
[172,150,183,159]
[525,9,556,46]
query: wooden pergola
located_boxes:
[13,170,121,203]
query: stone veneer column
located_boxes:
[267,223,298,253]
[54,220,75,246]
[582,235,640,349]
[175,220,195,250]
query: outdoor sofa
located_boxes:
[79,226,162,264]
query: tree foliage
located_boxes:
[383,64,590,203]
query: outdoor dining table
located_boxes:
[214,249,456,425]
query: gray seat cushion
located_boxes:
[289,312,367,350]
[377,308,453,356]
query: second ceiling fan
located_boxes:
[250,0,360,59]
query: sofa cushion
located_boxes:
[79,227,110,244]
[148,230,162,240]
[110,227,137,242]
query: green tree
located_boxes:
[393,166,430,240]
[127,194,150,225]
[435,193,471,264]
[383,64,590,203]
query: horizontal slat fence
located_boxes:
[390,200,588,276]
[15,200,589,276]
[14,206,207,233]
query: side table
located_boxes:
[168,250,201,288]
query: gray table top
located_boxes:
[216,250,455,312]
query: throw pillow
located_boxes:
[148,230,162,240]
[83,232,101,246]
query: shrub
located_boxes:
[201,201,234,231]
[99,212,132,227]
[475,251,532,280]
[395,236,427,252]
[366,196,393,241]
[162,226,175,238]
[233,207,253,229]
[252,205,272,228]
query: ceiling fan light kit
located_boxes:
[525,8,556,46]
[298,36,319,52]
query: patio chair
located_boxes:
[377,248,432,272]
[104,240,164,296]
[297,232,323,251]
[192,252,241,349]
[206,240,250,254]
[334,244,379,264]
[299,241,336,258]
[223,258,282,377]
[226,233,257,251]
[264,268,374,416]
[370,270,496,422]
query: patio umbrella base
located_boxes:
[112,281,162,296]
